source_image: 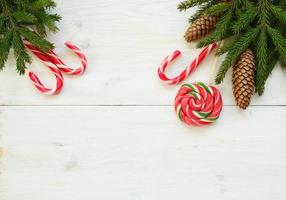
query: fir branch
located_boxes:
[197,0,253,47]
[215,28,259,84]
[0,16,5,33]
[203,2,230,16]
[31,0,57,11]
[258,0,271,25]
[188,1,217,23]
[267,26,286,64]
[178,0,211,11]
[0,0,60,74]
[0,31,13,71]
[279,0,286,8]
[179,0,286,96]
[36,12,61,33]
[12,32,31,75]
[270,5,286,25]
[256,50,279,95]
[13,0,31,9]
[231,0,251,10]
[254,0,276,95]
[216,38,236,56]
[17,27,54,52]
[255,30,268,95]
[197,11,232,47]
[12,11,36,24]
[232,6,257,34]
[30,11,61,35]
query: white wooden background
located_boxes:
[1,1,286,199]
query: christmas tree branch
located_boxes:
[0,0,61,74]
[215,27,259,84]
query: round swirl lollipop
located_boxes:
[175,82,223,126]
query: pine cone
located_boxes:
[232,49,256,110]
[184,16,219,42]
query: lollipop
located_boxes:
[175,82,223,126]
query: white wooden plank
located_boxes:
[0,106,286,200]
[0,0,285,105]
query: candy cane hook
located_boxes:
[158,43,217,85]
[45,42,87,75]
[28,67,63,95]
[24,42,64,95]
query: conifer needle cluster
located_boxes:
[178,0,286,96]
[0,0,61,74]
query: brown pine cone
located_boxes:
[232,49,256,110]
[184,16,219,42]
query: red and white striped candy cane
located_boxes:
[158,43,217,85]
[29,67,63,95]
[45,42,87,75]
[25,42,64,95]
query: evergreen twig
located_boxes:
[178,0,286,95]
[0,0,61,74]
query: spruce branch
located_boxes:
[232,6,257,34]
[267,26,286,64]
[0,16,5,33]
[215,28,259,84]
[197,11,232,47]
[178,0,211,11]
[188,1,217,23]
[12,11,36,24]
[256,50,279,95]
[255,30,268,95]
[179,0,286,97]
[270,5,286,25]
[12,31,30,75]
[216,37,237,56]
[0,0,60,74]
[0,32,13,71]
[18,27,54,52]
[258,0,271,25]
[31,0,57,10]
[279,0,286,8]
[203,2,230,16]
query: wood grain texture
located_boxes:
[1,106,286,200]
[0,1,286,200]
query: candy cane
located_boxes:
[25,42,64,95]
[45,42,87,75]
[175,82,223,126]
[29,67,63,95]
[158,43,217,85]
